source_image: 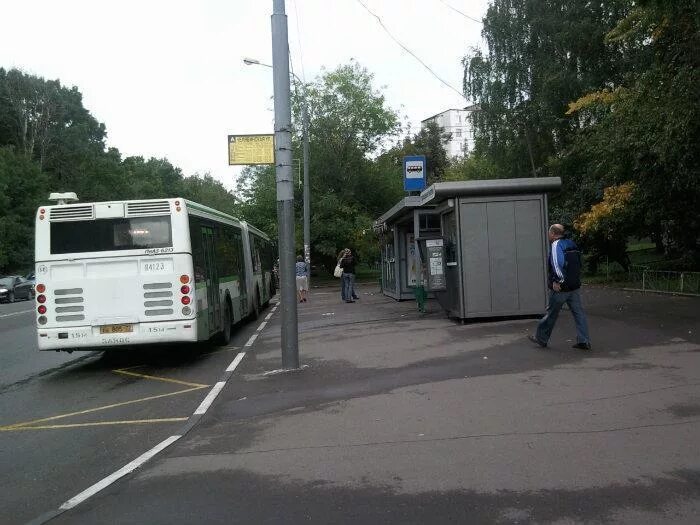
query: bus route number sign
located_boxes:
[228,134,275,165]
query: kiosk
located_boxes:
[375,177,561,319]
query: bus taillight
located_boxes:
[38,305,47,314]
[37,294,47,304]
[36,284,46,293]
[180,275,190,284]
[181,285,190,294]
[181,296,191,305]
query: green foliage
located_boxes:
[464,0,632,179]
[0,147,48,271]
[0,68,240,273]
[373,119,452,194]
[234,165,278,237]
[444,155,498,182]
[464,0,699,264]
[234,62,404,271]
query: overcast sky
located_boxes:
[0,0,489,191]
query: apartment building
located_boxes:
[420,105,479,158]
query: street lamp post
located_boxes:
[243,58,311,284]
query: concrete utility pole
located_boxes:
[271,0,299,369]
[243,58,311,286]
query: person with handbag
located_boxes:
[338,248,359,303]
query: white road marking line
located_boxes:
[59,435,181,510]
[226,352,246,372]
[264,312,274,321]
[53,307,267,514]
[0,309,33,319]
[193,381,227,415]
[256,321,268,332]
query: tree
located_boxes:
[285,63,402,269]
[0,147,48,272]
[0,68,244,272]
[463,0,633,179]
[463,0,699,266]
[566,0,700,263]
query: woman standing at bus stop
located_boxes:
[339,248,359,303]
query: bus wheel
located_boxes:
[251,288,261,320]
[217,303,232,345]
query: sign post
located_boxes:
[403,155,427,192]
[228,134,275,165]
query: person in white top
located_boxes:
[295,255,309,303]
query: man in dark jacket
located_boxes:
[529,224,591,350]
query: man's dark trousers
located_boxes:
[536,289,590,345]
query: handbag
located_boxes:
[333,263,343,278]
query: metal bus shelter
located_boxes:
[375,177,561,319]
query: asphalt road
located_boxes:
[49,285,700,525]
[3,287,700,524]
[0,298,273,525]
[0,298,87,390]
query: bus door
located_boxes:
[202,227,220,335]
[255,239,268,301]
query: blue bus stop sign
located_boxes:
[404,155,426,192]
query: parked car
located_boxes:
[0,276,35,303]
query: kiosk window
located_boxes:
[443,212,457,264]
[419,214,440,232]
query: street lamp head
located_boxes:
[243,57,261,66]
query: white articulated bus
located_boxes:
[34,196,275,351]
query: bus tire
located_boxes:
[263,284,271,308]
[251,287,261,320]
[217,302,232,345]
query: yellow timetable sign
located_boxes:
[228,134,275,165]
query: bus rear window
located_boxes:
[50,217,172,254]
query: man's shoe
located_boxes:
[345,300,355,303]
[572,342,592,350]
[528,335,547,348]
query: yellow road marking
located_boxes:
[113,368,208,388]
[1,418,188,432]
[1,386,206,430]
[0,362,214,431]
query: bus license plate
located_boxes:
[100,324,133,334]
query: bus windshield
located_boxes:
[50,216,172,254]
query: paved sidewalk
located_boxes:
[57,285,700,524]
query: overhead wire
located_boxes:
[353,0,467,101]
[436,0,483,24]
[291,0,307,82]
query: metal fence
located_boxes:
[626,265,700,296]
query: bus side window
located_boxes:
[215,227,236,281]
[254,243,260,272]
[190,218,206,284]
